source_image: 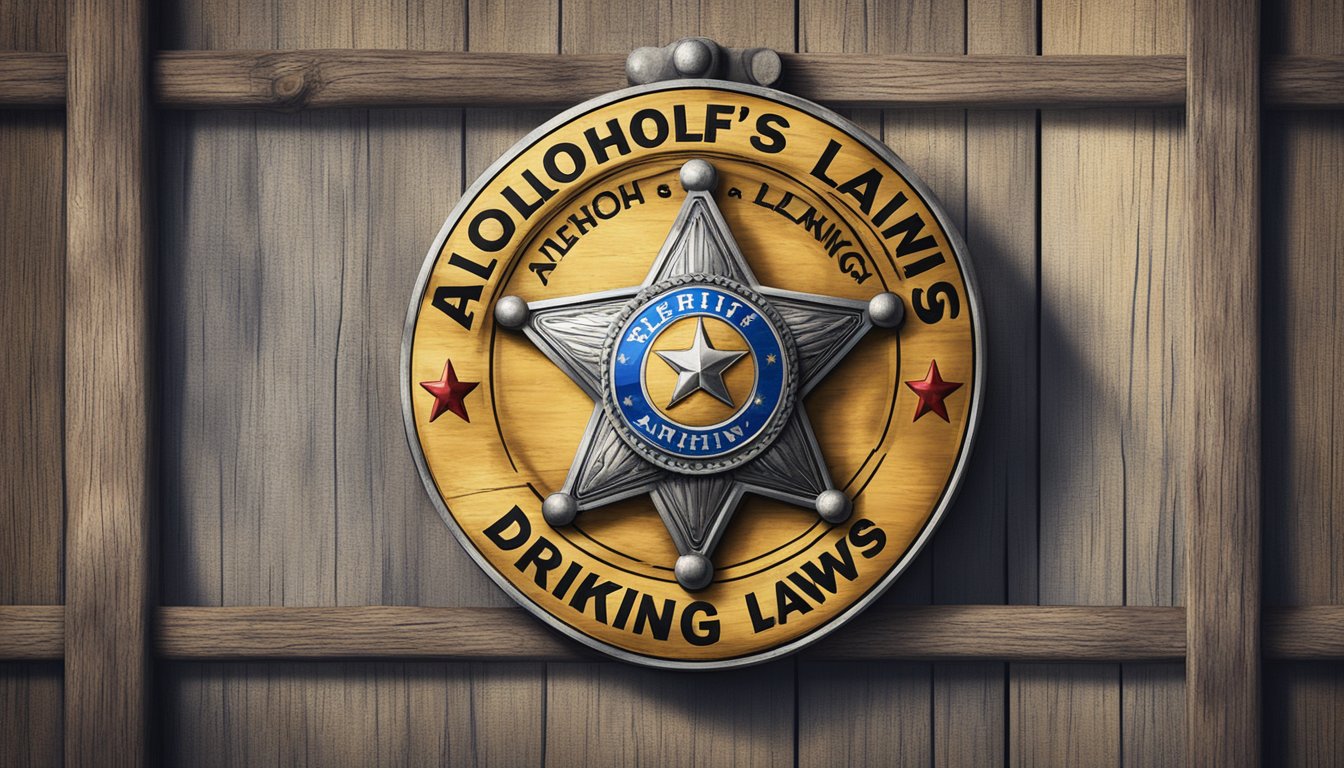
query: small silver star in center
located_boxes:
[654,318,748,408]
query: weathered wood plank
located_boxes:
[1186,0,1261,763]
[156,0,545,765]
[148,51,1187,109]
[0,111,65,609]
[5,51,1344,109]
[161,662,543,767]
[930,0,1037,763]
[0,10,66,767]
[0,662,63,768]
[0,52,65,107]
[1023,0,1188,764]
[64,0,152,762]
[0,606,64,661]
[1266,607,1344,659]
[1263,0,1344,762]
[151,605,1188,661]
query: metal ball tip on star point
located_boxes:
[542,492,578,527]
[675,552,714,591]
[679,159,718,192]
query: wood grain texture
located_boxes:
[5,50,1344,108]
[1265,663,1344,766]
[0,662,62,768]
[1263,0,1344,763]
[156,0,545,764]
[162,662,544,767]
[1187,0,1261,763]
[64,0,153,762]
[1023,0,1188,764]
[0,9,66,767]
[0,111,65,609]
[1266,607,1344,659]
[0,606,64,661]
[545,663,792,768]
[0,52,65,107]
[151,605,1187,660]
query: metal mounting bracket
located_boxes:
[626,37,783,88]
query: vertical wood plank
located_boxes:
[161,662,543,767]
[0,109,66,768]
[0,6,67,767]
[65,0,152,762]
[1186,0,1260,761]
[546,664,793,768]
[931,0,1037,762]
[1262,0,1341,764]
[1021,0,1187,764]
[157,1,545,764]
[0,110,65,608]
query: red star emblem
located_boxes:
[905,360,962,422]
[420,360,479,423]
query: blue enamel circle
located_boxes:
[611,283,789,460]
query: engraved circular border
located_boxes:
[400,79,987,670]
[601,274,800,474]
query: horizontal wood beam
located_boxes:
[6,604,1342,662]
[0,606,64,661]
[151,51,1189,109]
[154,605,1187,662]
[1265,54,1344,108]
[1,51,1343,110]
[0,52,65,107]
[786,53,1187,108]
[1264,606,1344,659]
[155,606,592,661]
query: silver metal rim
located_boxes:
[400,78,986,670]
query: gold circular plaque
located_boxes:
[403,81,982,668]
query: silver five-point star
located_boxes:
[656,318,748,408]
[495,159,905,590]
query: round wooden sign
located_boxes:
[403,81,982,668]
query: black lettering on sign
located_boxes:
[682,601,721,646]
[703,104,735,142]
[432,284,482,330]
[543,142,586,183]
[501,169,557,220]
[912,282,962,324]
[514,536,562,588]
[750,113,789,153]
[673,104,703,142]
[632,594,676,641]
[468,209,514,252]
[584,117,631,164]
[630,108,670,148]
[483,506,531,550]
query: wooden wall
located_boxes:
[0,0,1338,765]
[1262,0,1344,763]
[0,0,64,764]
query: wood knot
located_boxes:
[272,71,308,104]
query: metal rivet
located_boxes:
[815,489,852,523]
[494,295,530,329]
[674,553,714,591]
[679,159,718,192]
[672,38,713,77]
[542,493,578,527]
[867,292,905,329]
